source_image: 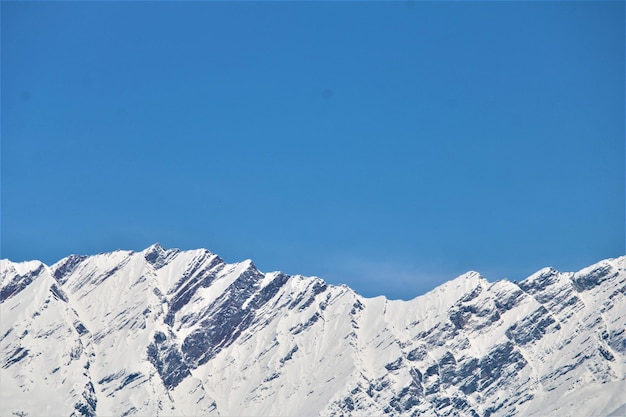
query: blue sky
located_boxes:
[2,1,624,299]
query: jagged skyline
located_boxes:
[1,244,624,416]
[2,2,624,299]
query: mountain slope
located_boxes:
[1,245,624,416]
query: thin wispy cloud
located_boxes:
[320,255,453,300]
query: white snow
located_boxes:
[1,246,624,417]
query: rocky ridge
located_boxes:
[1,245,624,416]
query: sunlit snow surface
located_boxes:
[1,244,624,416]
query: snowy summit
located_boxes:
[1,245,625,416]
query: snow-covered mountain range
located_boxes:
[1,244,624,416]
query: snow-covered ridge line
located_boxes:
[1,246,624,417]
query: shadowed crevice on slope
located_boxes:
[147,331,191,390]
[505,306,560,346]
[181,267,290,368]
[52,255,88,285]
[164,252,225,327]
[0,264,45,303]
[570,262,620,292]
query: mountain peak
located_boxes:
[1,249,624,417]
[144,242,164,252]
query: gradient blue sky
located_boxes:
[2,1,624,299]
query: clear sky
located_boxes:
[2,1,624,300]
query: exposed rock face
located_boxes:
[1,246,624,416]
